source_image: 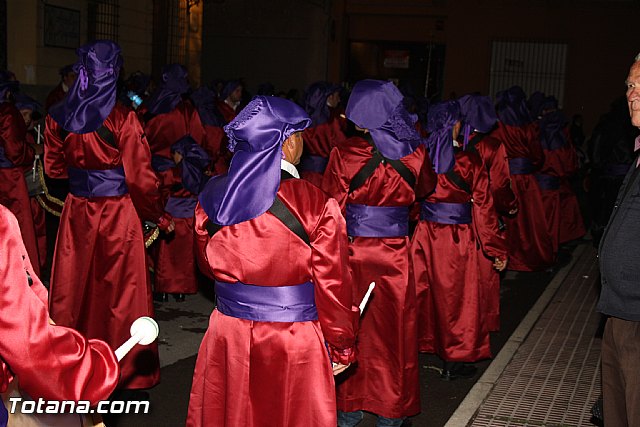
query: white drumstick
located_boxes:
[358,282,375,316]
[115,316,159,361]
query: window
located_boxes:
[490,39,568,106]
[88,0,119,42]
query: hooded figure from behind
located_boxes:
[187,95,358,427]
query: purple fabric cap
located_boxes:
[424,100,459,173]
[144,64,190,116]
[0,70,19,103]
[539,109,568,151]
[527,91,545,119]
[304,81,340,127]
[221,80,241,101]
[14,93,41,113]
[48,40,122,134]
[190,86,225,127]
[59,64,75,77]
[458,93,498,147]
[495,86,532,127]
[346,79,420,160]
[198,96,311,226]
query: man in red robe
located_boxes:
[531,96,585,248]
[0,204,120,421]
[0,71,41,275]
[459,93,517,332]
[492,86,554,271]
[45,40,174,391]
[322,80,437,427]
[412,100,507,380]
[216,80,243,123]
[187,95,358,427]
[139,64,209,302]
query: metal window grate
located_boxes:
[88,0,119,42]
[489,39,567,106]
[167,0,187,64]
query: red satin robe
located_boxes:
[492,122,554,271]
[44,104,165,389]
[536,127,587,252]
[141,100,207,294]
[202,124,230,175]
[301,116,347,187]
[23,132,48,269]
[322,137,436,419]
[0,205,119,404]
[187,177,358,427]
[411,150,507,362]
[45,83,66,112]
[469,132,517,331]
[0,102,40,275]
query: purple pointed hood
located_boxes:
[0,71,19,103]
[424,100,460,173]
[458,93,498,147]
[144,63,190,116]
[304,81,340,127]
[496,86,532,127]
[191,86,225,127]
[346,79,420,160]
[49,40,122,133]
[198,96,311,226]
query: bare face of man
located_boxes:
[626,61,640,128]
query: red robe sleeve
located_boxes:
[117,111,167,222]
[43,115,68,179]
[461,154,507,261]
[1,103,35,167]
[0,206,120,404]
[321,146,351,211]
[486,138,518,214]
[309,196,358,364]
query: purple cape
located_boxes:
[458,93,498,146]
[496,86,532,127]
[346,79,420,160]
[304,81,340,127]
[144,64,190,116]
[424,100,459,173]
[48,40,122,134]
[198,96,310,226]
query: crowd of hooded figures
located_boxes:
[2,39,635,427]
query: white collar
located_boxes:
[281,159,300,178]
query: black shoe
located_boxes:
[153,292,169,302]
[173,293,185,302]
[440,361,477,381]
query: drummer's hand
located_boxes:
[48,317,56,325]
[332,363,350,375]
[166,219,176,233]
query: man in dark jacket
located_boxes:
[597,52,640,427]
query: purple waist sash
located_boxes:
[215,280,318,322]
[165,196,197,218]
[603,163,632,177]
[508,157,535,175]
[299,154,329,174]
[346,204,409,237]
[420,201,472,224]
[68,166,128,198]
[0,147,14,168]
[535,174,560,190]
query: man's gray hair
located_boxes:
[636,52,640,61]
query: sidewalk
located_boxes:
[448,244,602,427]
